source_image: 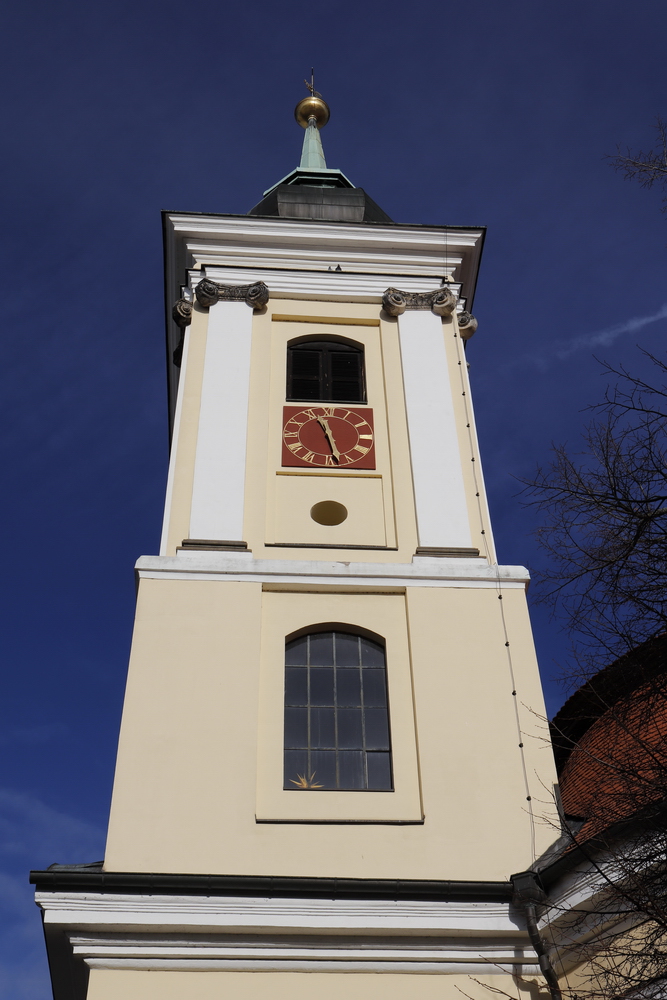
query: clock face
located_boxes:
[282,405,375,469]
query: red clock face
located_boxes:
[282,405,375,469]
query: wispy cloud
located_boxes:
[554,303,667,360]
[506,304,667,373]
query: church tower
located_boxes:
[32,87,558,1000]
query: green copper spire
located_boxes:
[300,119,327,169]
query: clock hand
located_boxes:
[317,417,341,463]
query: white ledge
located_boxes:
[135,552,529,589]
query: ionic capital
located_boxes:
[382,286,457,317]
[195,278,270,310]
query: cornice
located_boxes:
[35,889,535,977]
[166,211,485,247]
[134,552,529,589]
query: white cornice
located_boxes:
[165,214,483,301]
[38,891,537,976]
[135,552,529,589]
[37,891,521,931]
[167,213,483,251]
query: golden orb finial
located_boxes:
[294,70,330,129]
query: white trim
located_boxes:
[84,959,540,976]
[160,327,191,556]
[398,311,472,549]
[193,268,462,304]
[36,891,526,930]
[189,300,253,542]
[135,552,528,590]
[36,890,536,976]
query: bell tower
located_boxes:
[32,86,558,1000]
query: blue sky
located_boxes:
[1,1,666,995]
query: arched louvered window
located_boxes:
[284,629,392,791]
[286,338,366,403]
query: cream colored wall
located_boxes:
[163,298,489,562]
[447,311,497,562]
[164,303,208,555]
[105,577,558,879]
[86,969,550,1000]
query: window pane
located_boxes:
[362,669,387,707]
[336,668,362,706]
[310,707,335,748]
[309,632,334,665]
[334,633,360,666]
[337,708,363,749]
[289,349,322,401]
[310,750,337,789]
[367,752,393,790]
[284,750,309,788]
[360,638,385,666]
[285,667,308,705]
[310,667,334,705]
[284,708,308,748]
[364,708,390,750]
[330,352,363,402]
[338,751,365,789]
[284,629,392,792]
[285,637,308,665]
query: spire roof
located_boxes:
[247,80,393,224]
[300,119,327,170]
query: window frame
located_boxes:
[283,626,393,793]
[286,335,367,404]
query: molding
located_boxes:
[32,871,513,902]
[265,543,398,551]
[83,959,541,976]
[194,267,464,305]
[416,546,480,558]
[382,286,457,316]
[179,539,249,552]
[134,551,529,590]
[194,277,269,309]
[34,888,536,977]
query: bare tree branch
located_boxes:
[607,117,667,211]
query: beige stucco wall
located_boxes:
[104,576,558,878]
[86,969,550,1000]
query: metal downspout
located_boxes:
[511,872,562,1000]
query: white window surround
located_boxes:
[256,593,423,823]
[189,300,253,543]
[397,311,472,550]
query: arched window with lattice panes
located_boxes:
[283,629,392,791]
[286,338,366,403]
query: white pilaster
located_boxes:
[189,300,253,542]
[398,310,472,549]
